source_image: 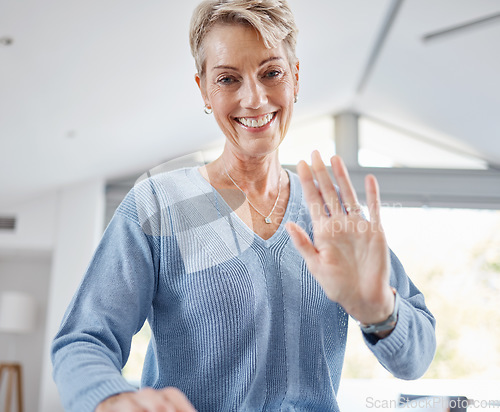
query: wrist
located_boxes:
[356,289,399,335]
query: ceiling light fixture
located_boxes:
[422,12,500,43]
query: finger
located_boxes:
[330,155,360,214]
[134,388,175,412]
[285,222,318,264]
[296,160,328,221]
[365,174,382,227]
[311,151,342,215]
[96,392,145,412]
[161,387,197,412]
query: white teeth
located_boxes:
[237,113,274,128]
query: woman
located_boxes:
[52,1,436,411]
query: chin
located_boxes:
[240,139,282,158]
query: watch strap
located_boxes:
[357,290,400,334]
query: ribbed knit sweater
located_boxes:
[51,167,436,412]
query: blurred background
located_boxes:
[1,0,499,411]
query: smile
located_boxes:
[235,112,276,128]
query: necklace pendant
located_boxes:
[265,217,272,224]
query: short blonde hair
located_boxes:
[189,0,298,77]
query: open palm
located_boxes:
[286,151,395,325]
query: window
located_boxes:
[339,206,500,410]
[358,117,487,169]
[122,321,151,385]
[279,115,335,165]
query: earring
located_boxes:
[204,105,212,115]
[294,95,298,104]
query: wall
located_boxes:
[0,179,105,412]
[0,253,52,412]
[39,179,105,412]
[0,192,58,412]
[0,192,58,253]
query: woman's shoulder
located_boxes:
[116,167,198,219]
[135,166,197,195]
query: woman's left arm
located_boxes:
[286,151,436,379]
[367,248,436,379]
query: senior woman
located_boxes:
[51,1,436,411]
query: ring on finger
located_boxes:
[345,203,362,215]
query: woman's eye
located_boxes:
[265,70,281,79]
[217,76,236,85]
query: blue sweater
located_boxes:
[51,167,436,412]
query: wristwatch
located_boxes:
[357,290,400,335]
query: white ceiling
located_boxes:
[1,0,499,205]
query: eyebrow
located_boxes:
[212,56,283,71]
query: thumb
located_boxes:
[286,222,318,263]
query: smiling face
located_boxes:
[196,23,299,159]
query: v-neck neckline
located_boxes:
[188,167,299,248]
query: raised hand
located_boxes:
[286,151,395,327]
[96,387,197,412]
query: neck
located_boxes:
[218,148,282,194]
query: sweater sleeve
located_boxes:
[51,189,159,412]
[362,249,436,380]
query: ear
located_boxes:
[195,73,209,107]
[293,60,300,96]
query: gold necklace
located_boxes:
[223,161,282,224]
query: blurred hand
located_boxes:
[96,387,197,412]
[286,151,394,326]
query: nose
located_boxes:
[239,78,268,109]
